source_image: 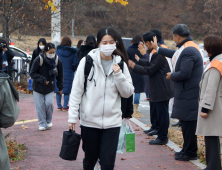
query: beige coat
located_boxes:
[196,54,222,136]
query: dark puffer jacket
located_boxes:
[55,45,78,94]
[77,45,94,62]
[158,36,203,121]
[30,53,63,95]
[127,45,145,93]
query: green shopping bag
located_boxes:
[125,121,135,153]
[117,119,127,154]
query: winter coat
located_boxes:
[68,48,134,129]
[0,71,19,170]
[0,49,15,76]
[158,36,203,121]
[55,45,78,94]
[196,54,222,136]
[77,45,94,62]
[141,53,150,95]
[29,47,43,72]
[30,53,64,95]
[133,51,174,102]
[127,45,145,93]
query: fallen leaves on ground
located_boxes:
[134,129,140,131]
[121,158,126,160]
[21,125,28,129]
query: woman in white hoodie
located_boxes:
[68,27,134,170]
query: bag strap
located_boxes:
[39,55,43,66]
[55,55,59,66]
[84,55,94,92]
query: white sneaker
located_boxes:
[39,127,46,131]
[47,123,53,128]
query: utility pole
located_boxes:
[51,0,61,47]
[72,19,74,46]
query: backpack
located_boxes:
[0,71,19,128]
[84,55,124,92]
[39,55,59,67]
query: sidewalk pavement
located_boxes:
[2,94,199,170]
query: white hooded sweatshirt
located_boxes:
[68,48,134,129]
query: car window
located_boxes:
[122,38,132,49]
[9,47,26,58]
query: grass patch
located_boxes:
[5,133,27,162]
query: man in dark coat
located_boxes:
[152,24,203,161]
[128,31,174,145]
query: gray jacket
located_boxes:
[196,55,222,136]
[0,71,19,170]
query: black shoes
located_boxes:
[149,138,168,145]
[175,150,184,156]
[171,121,182,127]
[143,128,153,134]
[148,129,158,136]
[175,153,198,161]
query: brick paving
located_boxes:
[2,94,199,170]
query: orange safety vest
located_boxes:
[207,60,222,76]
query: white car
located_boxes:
[9,45,31,61]
[198,44,208,65]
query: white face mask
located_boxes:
[39,45,45,50]
[47,53,55,59]
[100,44,116,57]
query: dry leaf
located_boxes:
[121,158,126,160]
[170,154,175,156]
[135,167,140,169]
[21,125,28,129]
[158,165,163,167]
[174,162,179,165]
[134,129,140,131]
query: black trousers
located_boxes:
[180,120,198,157]
[150,100,169,140]
[81,126,120,170]
[205,136,221,170]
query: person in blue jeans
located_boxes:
[55,36,78,111]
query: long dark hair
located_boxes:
[85,35,97,49]
[37,38,47,47]
[131,35,143,46]
[97,27,128,65]
[77,40,84,49]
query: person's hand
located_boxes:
[128,60,136,69]
[45,81,49,85]
[59,90,63,95]
[151,36,158,50]
[166,72,171,80]
[113,64,121,74]
[135,54,140,62]
[138,43,146,56]
[200,112,208,118]
[125,117,130,119]
[2,63,6,68]
[68,123,75,131]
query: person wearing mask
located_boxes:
[0,39,15,77]
[77,35,97,61]
[127,35,145,113]
[68,27,134,170]
[30,43,63,131]
[128,31,174,145]
[151,29,181,127]
[196,35,222,170]
[55,36,78,111]
[29,38,47,71]
[151,24,203,161]
[77,39,85,50]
